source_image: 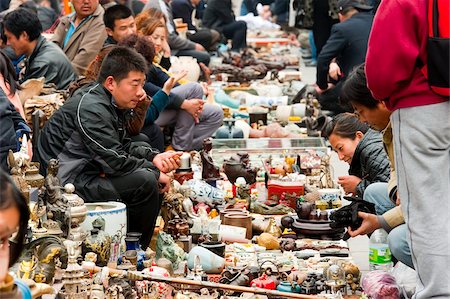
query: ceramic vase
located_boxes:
[169,56,200,82]
[187,246,225,274]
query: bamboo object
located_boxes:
[127,271,325,299]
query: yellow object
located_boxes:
[209,209,219,218]
[256,233,280,250]
[289,116,301,122]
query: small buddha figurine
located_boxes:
[200,138,221,180]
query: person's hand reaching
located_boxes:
[162,70,188,95]
[153,151,183,173]
[347,211,381,237]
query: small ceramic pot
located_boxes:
[81,202,127,244]
[200,241,226,258]
[277,281,301,293]
[318,188,341,201]
[250,273,276,290]
[219,208,248,222]
[223,213,253,239]
[187,246,225,274]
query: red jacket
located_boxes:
[365,0,447,111]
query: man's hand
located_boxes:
[181,99,204,124]
[195,43,206,51]
[162,71,188,95]
[338,175,362,195]
[314,83,334,95]
[328,62,342,81]
[347,211,381,237]
[153,151,183,173]
[158,172,171,193]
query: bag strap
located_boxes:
[430,0,439,37]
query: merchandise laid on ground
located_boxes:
[3,27,413,299]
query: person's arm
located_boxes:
[356,139,391,197]
[168,32,196,51]
[378,205,404,232]
[51,17,67,46]
[366,0,422,100]
[316,26,346,90]
[126,96,151,135]
[142,89,170,125]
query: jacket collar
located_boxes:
[62,4,104,51]
[27,36,46,64]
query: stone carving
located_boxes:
[44,159,70,237]
[223,152,257,184]
[200,138,221,181]
[155,232,186,270]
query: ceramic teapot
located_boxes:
[215,119,244,139]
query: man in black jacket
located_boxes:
[36,47,181,248]
[314,0,373,114]
[171,0,221,51]
[202,0,247,51]
[2,8,77,90]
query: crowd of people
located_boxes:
[0,0,449,297]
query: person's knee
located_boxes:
[388,226,413,268]
[189,82,204,98]
[132,169,159,198]
[363,183,387,202]
[237,20,247,30]
[207,104,224,124]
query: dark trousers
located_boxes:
[74,168,161,249]
[175,49,211,65]
[139,124,165,152]
[187,29,221,51]
[312,0,338,55]
[222,21,247,51]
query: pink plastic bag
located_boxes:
[361,270,400,299]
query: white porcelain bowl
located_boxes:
[318,188,341,201]
[81,201,127,239]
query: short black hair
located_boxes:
[340,63,379,109]
[0,169,30,266]
[98,46,147,83]
[3,8,42,41]
[323,112,369,139]
[104,4,133,30]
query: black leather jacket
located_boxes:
[36,83,160,185]
[21,36,77,90]
[349,129,390,197]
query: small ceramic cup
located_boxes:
[318,188,341,202]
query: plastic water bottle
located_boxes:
[369,229,393,271]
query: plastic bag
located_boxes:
[391,262,417,298]
[361,270,400,299]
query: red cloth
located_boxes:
[365,0,447,111]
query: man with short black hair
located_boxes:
[36,46,181,248]
[104,4,136,45]
[3,8,77,89]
